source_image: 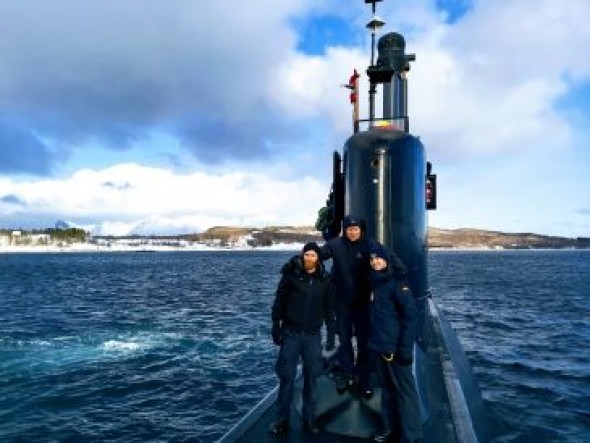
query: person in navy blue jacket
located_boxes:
[320,215,406,397]
[367,242,422,443]
[319,215,373,394]
[269,242,336,436]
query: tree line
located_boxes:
[0,228,89,244]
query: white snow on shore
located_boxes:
[0,242,304,254]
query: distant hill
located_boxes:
[188,226,589,249]
[188,226,320,247]
[428,228,589,249]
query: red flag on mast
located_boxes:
[348,69,360,103]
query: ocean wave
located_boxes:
[1,250,588,442]
[102,339,145,352]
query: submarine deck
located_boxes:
[219,299,465,442]
[219,318,465,443]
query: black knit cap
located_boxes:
[343,215,363,229]
[302,241,321,256]
[369,243,388,261]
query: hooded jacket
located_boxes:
[271,256,336,337]
[320,216,406,306]
[367,266,417,362]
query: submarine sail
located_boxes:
[220,1,490,441]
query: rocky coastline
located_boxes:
[158,226,590,250]
[1,226,588,253]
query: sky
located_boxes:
[0,0,589,237]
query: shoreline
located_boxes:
[0,243,305,254]
[1,244,586,254]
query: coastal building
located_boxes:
[0,233,10,247]
[10,231,21,246]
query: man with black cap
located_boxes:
[320,215,405,396]
[368,242,422,443]
[269,242,336,436]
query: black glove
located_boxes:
[325,333,335,352]
[271,323,282,346]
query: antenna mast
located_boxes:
[364,0,415,132]
[365,0,385,124]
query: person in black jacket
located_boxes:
[269,242,336,436]
[367,242,422,443]
[320,215,406,397]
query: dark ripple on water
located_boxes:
[430,250,590,443]
[0,251,290,442]
[1,250,589,442]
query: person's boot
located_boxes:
[268,418,289,436]
[303,418,319,434]
[334,372,349,394]
[372,428,394,442]
[362,387,374,400]
[359,380,373,399]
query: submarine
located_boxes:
[220,1,490,441]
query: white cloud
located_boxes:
[0,164,326,235]
[266,0,588,160]
[269,47,370,137]
[391,0,589,160]
[1,0,589,237]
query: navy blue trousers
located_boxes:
[375,354,423,440]
[275,329,322,423]
[334,303,372,388]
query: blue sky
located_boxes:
[0,0,588,237]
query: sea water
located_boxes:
[0,250,588,442]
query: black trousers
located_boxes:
[275,329,322,423]
[375,354,423,440]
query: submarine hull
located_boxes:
[344,129,431,358]
[344,129,427,298]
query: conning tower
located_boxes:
[344,22,432,308]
